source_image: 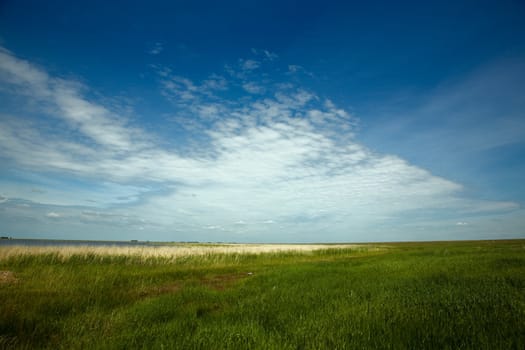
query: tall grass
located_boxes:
[0,240,524,349]
[0,243,359,263]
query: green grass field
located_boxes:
[1,240,524,349]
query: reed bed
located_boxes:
[0,243,359,262]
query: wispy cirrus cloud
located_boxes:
[251,48,278,61]
[148,42,164,55]
[362,57,525,158]
[0,48,148,152]
[0,46,521,241]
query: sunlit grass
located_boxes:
[1,240,524,349]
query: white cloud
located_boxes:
[251,48,278,61]
[288,64,302,73]
[263,50,278,61]
[155,69,231,105]
[0,48,147,151]
[241,59,260,71]
[202,74,228,91]
[242,82,265,94]
[0,47,521,241]
[0,47,51,95]
[80,210,151,228]
[287,64,314,77]
[160,75,198,101]
[148,42,164,55]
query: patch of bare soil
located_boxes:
[0,271,18,284]
[138,282,182,298]
[200,272,252,291]
[137,272,253,298]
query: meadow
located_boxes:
[0,240,524,349]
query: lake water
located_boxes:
[0,238,155,247]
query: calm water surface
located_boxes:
[0,239,155,247]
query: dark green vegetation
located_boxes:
[1,240,524,349]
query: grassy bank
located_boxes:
[1,240,524,349]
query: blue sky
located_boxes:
[0,0,524,242]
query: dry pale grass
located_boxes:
[0,243,359,262]
[0,270,18,284]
